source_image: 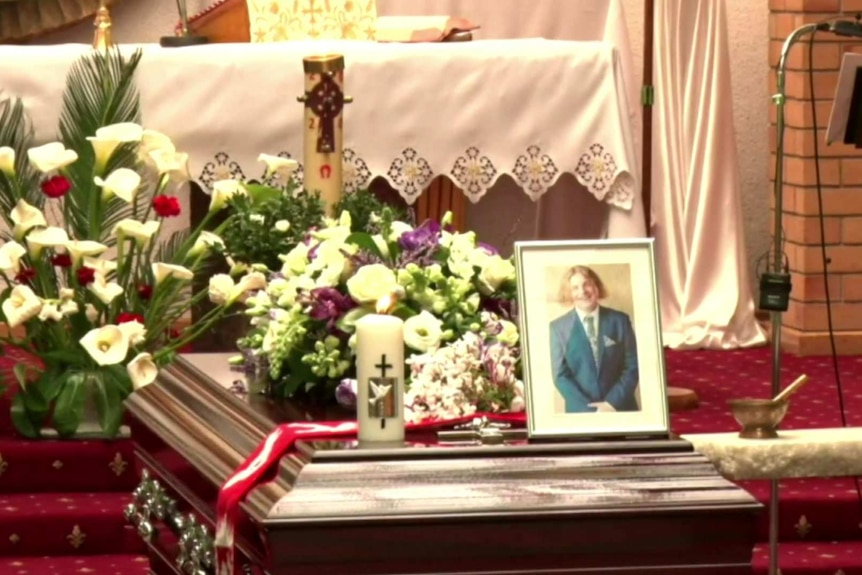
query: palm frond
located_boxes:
[0,97,41,224]
[58,47,143,242]
[156,229,192,265]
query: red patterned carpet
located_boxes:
[0,346,860,574]
[667,347,862,575]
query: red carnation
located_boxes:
[15,268,35,284]
[152,195,182,218]
[51,253,72,268]
[117,312,145,325]
[41,175,71,198]
[76,266,96,286]
[137,284,153,300]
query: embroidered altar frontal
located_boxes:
[0,39,637,211]
[124,354,760,575]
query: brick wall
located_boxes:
[770,0,862,354]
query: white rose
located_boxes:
[208,274,234,305]
[346,264,399,304]
[27,142,78,173]
[477,254,515,295]
[128,352,159,390]
[274,220,290,233]
[403,310,444,353]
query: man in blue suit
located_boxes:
[549,265,639,413]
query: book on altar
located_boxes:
[375,16,479,43]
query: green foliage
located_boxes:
[220,185,326,271]
[334,189,410,232]
[0,98,41,219]
[58,47,143,243]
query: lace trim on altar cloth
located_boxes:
[194,143,635,211]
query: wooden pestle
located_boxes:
[772,374,809,404]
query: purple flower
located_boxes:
[335,378,358,409]
[481,297,518,322]
[308,287,356,325]
[398,219,441,252]
[477,242,499,256]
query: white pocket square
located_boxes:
[603,335,617,347]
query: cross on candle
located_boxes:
[376,354,393,378]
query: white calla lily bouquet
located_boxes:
[0,49,241,438]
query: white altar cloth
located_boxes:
[0,39,641,237]
[683,428,862,481]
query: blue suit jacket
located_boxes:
[549,306,639,412]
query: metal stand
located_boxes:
[769,22,824,575]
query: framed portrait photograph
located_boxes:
[514,239,669,440]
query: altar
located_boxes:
[0,38,644,246]
[124,354,760,575]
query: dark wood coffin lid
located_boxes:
[125,354,760,528]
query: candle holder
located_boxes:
[92,0,113,50]
[160,0,209,47]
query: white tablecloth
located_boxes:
[0,40,641,236]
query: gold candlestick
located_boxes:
[92,1,113,51]
[297,55,352,215]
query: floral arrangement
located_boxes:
[228,195,525,422]
[0,49,244,438]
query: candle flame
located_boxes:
[376,294,394,314]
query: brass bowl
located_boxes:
[728,398,789,439]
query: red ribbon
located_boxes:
[214,413,525,575]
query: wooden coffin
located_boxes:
[124,353,761,575]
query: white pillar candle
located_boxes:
[355,313,405,444]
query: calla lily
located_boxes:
[26,226,69,257]
[149,149,190,182]
[0,146,15,176]
[140,129,175,162]
[189,231,225,257]
[0,241,27,274]
[2,285,43,328]
[113,219,161,246]
[94,168,141,203]
[209,179,247,212]
[152,262,194,284]
[82,256,117,276]
[80,325,129,366]
[65,240,108,264]
[10,200,47,240]
[88,273,124,305]
[27,142,78,173]
[258,153,299,180]
[127,352,159,390]
[87,122,144,169]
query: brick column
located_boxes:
[770,0,862,355]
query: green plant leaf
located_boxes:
[10,393,41,438]
[244,183,284,204]
[51,372,89,438]
[92,372,124,438]
[345,232,385,260]
[39,349,88,367]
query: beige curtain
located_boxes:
[0,0,105,43]
[653,0,765,349]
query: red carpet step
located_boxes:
[0,554,150,575]
[0,437,138,493]
[752,540,862,574]
[0,492,144,557]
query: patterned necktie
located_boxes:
[584,315,599,365]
